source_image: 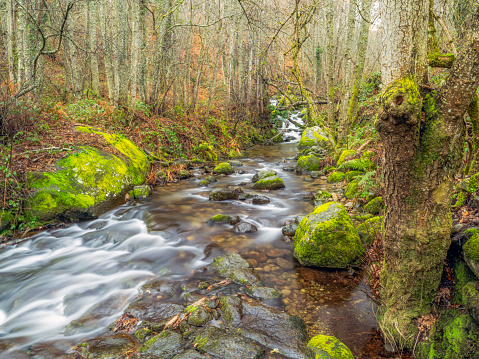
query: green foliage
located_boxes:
[134,101,152,117]
[357,170,379,198]
[359,72,381,102]
[194,142,218,161]
[66,98,105,123]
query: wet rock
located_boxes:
[28,341,77,359]
[245,286,282,299]
[234,222,258,233]
[193,327,264,359]
[125,296,184,322]
[76,333,139,359]
[296,154,321,174]
[211,253,262,286]
[274,257,295,270]
[282,223,298,237]
[295,215,305,224]
[139,330,185,359]
[187,306,213,327]
[213,162,234,175]
[219,295,243,327]
[198,180,210,187]
[172,350,206,358]
[206,214,240,225]
[252,195,270,205]
[310,171,324,179]
[297,126,328,149]
[240,300,307,358]
[345,170,364,182]
[139,280,182,298]
[178,170,191,179]
[252,176,285,190]
[294,202,364,268]
[452,223,465,234]
[228,160,243,167]
[209,187,243,201]
[206,176,216,182]
[364,196,383,215]
[129,185,152,200]
[251,170,277,183]
[306,335,354,359]
[238,170,246,174]
[283,166,296,172]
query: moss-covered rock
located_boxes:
[252,176,285,190]
[211,253,262,286]
[344,180,359,200]
[327,172,345,183]
[356,216,383,245]
[345,171,364,182]
[297,126,329,149]
[198,180,210,187]
[364,197,383,215]
[129,185,152,200]
[314,190,332,205]
[337,150,356,166]
[452,259,477,305]
[178,170,191,179]
[206,214,240,225]
[416,309,479,359]
[139,330,185,358]
[187,306,213,327]
[75,333,139,359]
[0,211,14,231]
[337,152,375,172]
[464,234,479,279]
[26,127,149,222]
[209,187,242,201]
[306,335,354,359]
[245,286,282,299]
[463,281,479,324]
[251,170,276,183]
[296,154,321,174]
[213,162,234,175]
[294,202,364,268]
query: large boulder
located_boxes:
[297,126,329,149]
[296,155,321,174]
[213,162,234,175]
[294,202,364,268]
[252,176,285,190]
[26,126,150,222]
[251,170,276,183]
[306,335,354,359]
[209,187,242,201]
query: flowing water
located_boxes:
[0,110,381,357]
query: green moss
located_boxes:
[338,157,375,172]
[213,162,234,175]
[251,170,276,183]
[364,197,383,215]
[465,228,479,238]
[294,202,364,268]
[129,185,151,199]
[464,234,479,262]
[252,176,285,190]
[194,334,208,351]
[345,171,364,182]
[453,191,467,208]
[0,211,14,231]
[306,335,354,359]
[327,172,345,183]
[297,155,321,172]
[380,75,421,109]
[315,190,332,203]
[344,180,359,200]
[298,126,329,149]
[452,259,477,305]
[219,297,233,325]
[207,214,230,224]
[198,180,210,187]
[337,150,356,166]
[352,213,373,221]
[356,216,383,245]
[466,173,479,194]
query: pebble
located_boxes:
[281,289,291,296]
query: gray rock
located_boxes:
[178,170,191,179]
[76,333,139,359]
[310,171,324,179]
[209,187,243,201]
[206,214,240,225]
[245,286,282,299]
[125,297,184,322]
[193,327,264,359]
[234,223,258,233]
[252,170,277,183]
[283,167,296,172]
[172,350,206,359]
[282,223,298,237]
[130,185,152,200]
[219,295,243,327]
[252,195,270,205]
[211,253,262,286]
[228,160,243,167]
[295,216,305,224]
[187,306,213,327]
[139,330,185,359]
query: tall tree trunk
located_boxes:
[377,0,479,351]
[117,0,128,105]
[130,0,140,108]
[100,0,115,102]
[325,0,335,133]
[89,1,100,94]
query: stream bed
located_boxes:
[0,113,381,358]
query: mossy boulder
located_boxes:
[209,187,242,201]
[356,216,383,245]
[178,170,191,179]
[337,150,356,166]
[294,202,364,268]
[206,214,240,225]
[463,281,479,324]
[416,309,479,359]
[327,172,346,183]
[452,258,477,305]
[464,234,479,279]
[364,197,383,215]
[0,211,14,231]
[252,176,285,190]
[251,170,276,183]
[76,333,139,359]
[139,330,185,358]
[296,154,321,174]
[26,127,150,222]
[213,162,234,175]
[129,185,152,200]
[344,180,359,200]
[297,126,329,149]
[306,335,354,359]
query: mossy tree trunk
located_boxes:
[377,1,479,351]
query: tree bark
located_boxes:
[377,1,479,351]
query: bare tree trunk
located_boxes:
[325,0,335,133]
[117,0,128,105]
[130,0,140,108]
[100,0,115,102]
[89,1,100,94]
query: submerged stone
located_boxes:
[211,253,262,286]
[178,170,191,179]
[306,335,354,359]
[294,202,364,268]
[234,222,258,233]
[206,214,240,225]
[282,223,298,237]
